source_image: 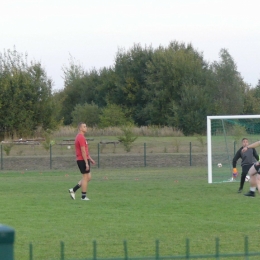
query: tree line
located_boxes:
[1,42,260,138]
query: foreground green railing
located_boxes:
[28,237,260,260]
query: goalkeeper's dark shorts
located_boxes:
[253,162,260,174]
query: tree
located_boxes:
[114,44,154,125]
[61,57,85,125]
[118,124,138,152]
[209,49,245,115]
[243,83,260,115]
[99,104,132,128]
[0,48,57,138]
[168,85,209,135]
[61,56,115,125]
[71,102,101,127]
[144,41,209,126]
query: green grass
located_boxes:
[1,167,260,260]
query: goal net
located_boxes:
[207,115,260,183]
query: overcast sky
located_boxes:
[1,0,259,91]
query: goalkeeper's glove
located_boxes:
[232,168,238,178]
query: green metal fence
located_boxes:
[27,237,260,260]
[0,140,209,171]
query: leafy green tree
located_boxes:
[0,48,57,138]
[71,102,101,127]
[99,104,132,128]
[209,49,245,115]
[255,79,260,97]
[118,124,138,152]
[61,56,116,125]
[114,44,153,125]
[243,83,260,114]
[144,41,209,126]
[61,57,85,124]
[168,85,209,135]
[52,89,66,124]
[57,42,251,133]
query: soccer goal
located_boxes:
[207,115,260,183]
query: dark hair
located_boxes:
[242,138,248,141]
[77,122,85,130]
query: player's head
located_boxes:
[242,138,249,147]
[78,122,87,133]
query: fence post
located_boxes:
[215,237,219,260]
[29,243,33,260]
[0,144,3,170]
[60,241,64,260]
[155,240,159,260]
[93,240,97,260]
[124,240,128,260]
[189,142,192,166]
[144,143,146,167]
[98,143,100,168]
[50,144,52,169]
[186,238,190,259]
[0,224,15,260]
[244,236,249,260]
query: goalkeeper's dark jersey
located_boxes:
[232,147,259,168]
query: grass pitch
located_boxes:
[0,167,260,260]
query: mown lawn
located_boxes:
[0,167,259,260]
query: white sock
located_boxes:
[250,187,256,192]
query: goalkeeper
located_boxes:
[232,138,259,193]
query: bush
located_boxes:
[118,125,138,152]
[99,104,132,128]
[72,102,101,127]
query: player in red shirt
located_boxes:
[69,122,95,200]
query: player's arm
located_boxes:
[242,141,260,152]
[232,148,242,168]
[80,146,89,169]
[232,148,241,177]
[89,156,96,165]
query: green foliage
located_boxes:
[118,125,138,152]
[232,125,247,143]
[209,49,245,115]
[168,85,209,135]
[99,104,132,128]
[194,134,207,152]
[57,41,255,133]
[243,84,260,114]
[41,131,55,151]
[3,143,14,156]
[71,102,101,127]
[172,138,181,152]
[0,48,57,138]
[61,56,116,125]
[144,42,209,126]
[114,44,153,125]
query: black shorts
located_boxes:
[242,164,254,174]
[253,162,260,174]
[77,160,90,174]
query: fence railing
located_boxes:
[1,224,260,260]
[27,237,260,260]
[0,141,209,171]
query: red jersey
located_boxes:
[75,133,90,160]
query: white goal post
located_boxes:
[207,115,260,183]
